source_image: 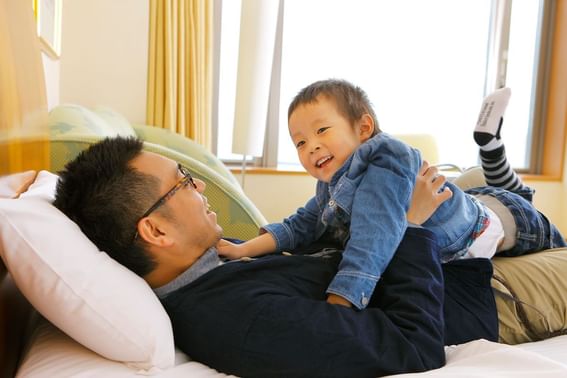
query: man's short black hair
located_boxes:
[54,137,159,277]
[288,78,380,136]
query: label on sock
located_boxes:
[476,101,495,128]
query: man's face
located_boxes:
[131,152,223,254]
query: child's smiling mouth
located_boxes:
[316,155,333,168]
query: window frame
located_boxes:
[214,0,567,179]
[534,0,566,181]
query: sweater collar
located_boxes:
[153,247,223,298]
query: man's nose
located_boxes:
[194,178,206,192]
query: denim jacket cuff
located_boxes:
[326,273,380,310]
[261,223,295,251]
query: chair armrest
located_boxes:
[48,136,267,241]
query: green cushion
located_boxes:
[91,106,137,137]
[49,104,119,137]
[133,124,239,187]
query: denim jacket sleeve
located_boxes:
[261,196,321,251]
[326,135,422,309]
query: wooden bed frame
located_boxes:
[0,263,35,378]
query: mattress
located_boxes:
[16,318,567,377]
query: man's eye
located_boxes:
[317,127,329,134]
[295,141,305,148]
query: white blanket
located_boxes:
[390,338,567,377]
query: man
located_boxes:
[54,137,482,377]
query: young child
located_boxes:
[218,79,566,309]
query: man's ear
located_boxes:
[137,217,174,247]
[357,114,375,142]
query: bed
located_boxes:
[1,139,567,377]
[1,0,567,374]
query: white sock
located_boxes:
[474,87,511,149]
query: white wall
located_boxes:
[524,179,566,233]
[236,173,316,223]
[41,53,60,110]
[59,0,149,124]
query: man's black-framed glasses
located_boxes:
[134,164,197,239]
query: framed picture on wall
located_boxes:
[33,0,62,59]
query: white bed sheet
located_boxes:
[16,319,567,378]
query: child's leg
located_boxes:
[468,186,567,256]
[473,88,526,192]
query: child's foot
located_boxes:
[473,87,511,152]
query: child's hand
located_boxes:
[216,239,248,260]
[407,161,453,225]
[327,293,353,308]
[217,233,277,260]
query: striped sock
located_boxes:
[480,146,525,192]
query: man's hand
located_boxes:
[327,293,353,308]
[407,161,453,225]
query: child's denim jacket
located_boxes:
[263,133,482,309]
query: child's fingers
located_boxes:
[419,160,431,175]
[437,187,453,205]
[431,173,447,191]
[421,165,439,183]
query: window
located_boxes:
[215,0,547,172]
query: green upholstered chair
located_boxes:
[46,104,266,240]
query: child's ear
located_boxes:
[357,114,375,142]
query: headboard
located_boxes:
[0,262,35,378]
[1,0,52,375]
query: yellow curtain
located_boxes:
[0,0,49,175]
[147,0,213,150]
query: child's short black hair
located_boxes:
[288,78,380,136]
[54,137,159,277]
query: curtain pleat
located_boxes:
[146,0,212,150]
[0,0,49,175]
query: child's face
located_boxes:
[288,96,372,183]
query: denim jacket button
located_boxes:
[328,200,336,207]
[282,251,292,256]
[361,296,369,306]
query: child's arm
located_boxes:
[217,233,277,260]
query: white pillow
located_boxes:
[0,173,175,372]
[18,170,58,202]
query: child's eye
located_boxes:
[295,140,305,148]
[317,127,329,134]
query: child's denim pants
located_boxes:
[466,186,566,256]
